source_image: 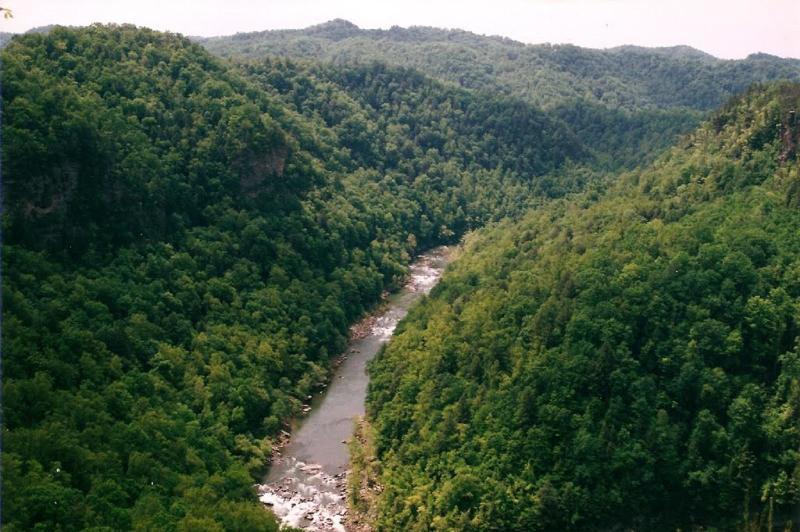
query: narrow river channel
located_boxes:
[258,246,452,530]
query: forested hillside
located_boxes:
[365,82,800,530]
[199,20,800,111]
[5,20,799,532]
[2,24,589,530]
[198,20,800,171]
[256,59,703,171]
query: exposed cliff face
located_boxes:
[780,90,800,206]
[240,146,288,196]
[779,108,798,162]
[1,26,314,257]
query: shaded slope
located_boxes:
[243,58,589,202]
[198,20,800,171]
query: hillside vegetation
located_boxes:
[198,20,800,171]
[366,83,800,530]
[2,24,589,530]
[4,21,799,532]
[200,20,800,112]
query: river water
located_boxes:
[258,247,452,530]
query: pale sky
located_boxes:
[2,0,799,59]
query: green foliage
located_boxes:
[1,24,591,530]
[5,21,798,531]
[366,83,800,530]
[242,57,593,229]
[200,20,800,112]
[199,20,800,171]
[552,100,704,170]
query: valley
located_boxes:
[258,247,450,530]
[1,18,799,532]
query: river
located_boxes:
[257,246,452,530]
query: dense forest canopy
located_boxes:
[365,82,800,530]
[2,20,799,532]
[1,23,593,530]
[198,20,800,171]
[198,19,800,111]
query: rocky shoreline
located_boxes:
[257,308,386,531]
[257,247,451,531]
[259,461,349,531]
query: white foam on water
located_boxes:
[259,248,449,530]
[258,458,347,530]
[407,260,442,294]
[372,312,399,341]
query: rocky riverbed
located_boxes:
[257,247,452,530]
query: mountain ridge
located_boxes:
[198,20,800,112]
[199,19,799,61]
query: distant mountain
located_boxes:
[299,18,362,40]
[607,44,716,61]
[0,25,61,48]
[0,31,14,47]
[198,20,800,111]
[25,24,59,34]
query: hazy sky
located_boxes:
[3,0,798,59]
